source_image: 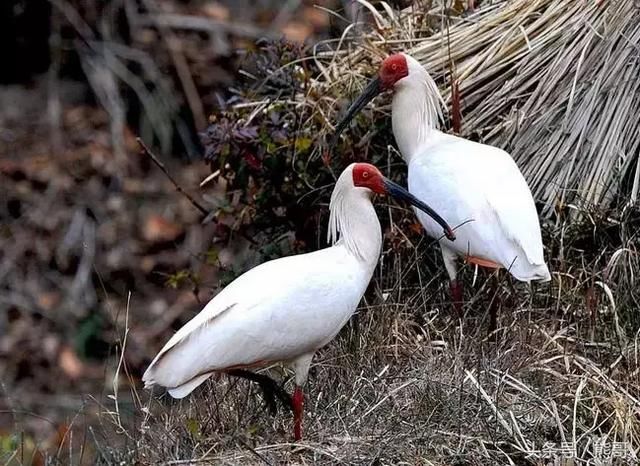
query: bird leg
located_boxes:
[291,353,313,441]
[449,279,463,317]
[442,247,462,315]
[227,369,293,415]
[487,272,501,342]
[293,385,304,441]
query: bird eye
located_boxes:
[391,64,398,71]
[362,171,369,178]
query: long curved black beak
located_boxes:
[329,77,383,153]
[384,178,456,242]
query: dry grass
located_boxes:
[86,204,640,465]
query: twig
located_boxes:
[349,379,416,426]
[200,169,220,187]
[237,439,274,466]
[137,138,260,245]
[464,370,515,439]
[111,292,131,432]
[445,5,461,134]
[137,138,208,216]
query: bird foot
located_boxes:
[293,386,304,441]
[228,369,293,416]
[450,280,463,316]
[488,293,501,343]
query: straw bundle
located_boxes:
[307,0,640,218]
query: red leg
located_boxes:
[488,273,501,342]
[450,279,463,316]
[293,386,304,441]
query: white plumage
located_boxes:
[393,54,550,284]
[142,242,376,396]
[143,162,453,440]
[332,53,550,303]
[407,132,550,283]
[143,165,380,397]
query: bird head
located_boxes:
[351,163,455,241]
[379,54,410,90]
[329,54,417,152]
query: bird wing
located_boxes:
[167,373,214,399]
[141,293,239,391]
[410,133,546,269]
[143,246,369,395]
[146,302,236,371]
[482,151,546,266]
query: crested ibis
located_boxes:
[143,162,454,441]
[331,53,550,312]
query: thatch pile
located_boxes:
[304,0,640,218]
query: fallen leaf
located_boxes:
[303,7,329,29]
[294,137,313,153]
[142,215,184,244]
[58,346,84,379]
[37,291,61,312]
[409,222,424,235]
[140,256,156,273]
[186,418,201,438]
[281,21,313,42]
[201,1,230,21]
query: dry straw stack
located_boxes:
[309,0,640,218]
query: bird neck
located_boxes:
[391,70,443,162]
[328,188,382,267]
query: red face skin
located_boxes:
[352,163,386,194]
[379,54,409,90]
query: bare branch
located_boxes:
[136,138,209,216]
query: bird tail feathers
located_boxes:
[167,373,213,399]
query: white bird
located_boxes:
[332,52,550,311]
[143,162,454,441]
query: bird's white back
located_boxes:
[408,132,550,281]
[143,165,385,395]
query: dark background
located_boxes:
[0,0,355,456]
